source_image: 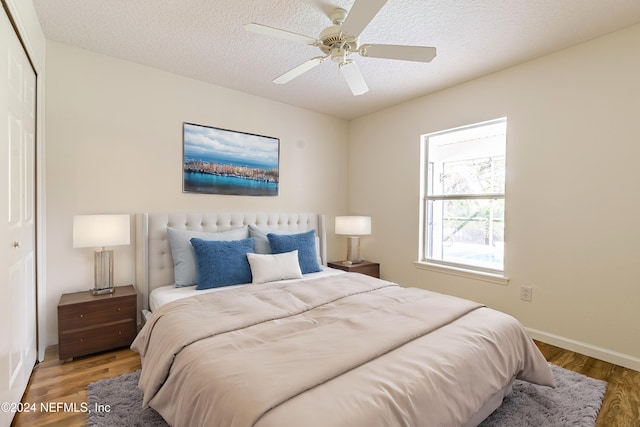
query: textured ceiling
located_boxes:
[34,0,640,120]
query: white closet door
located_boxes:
[0,6,37,426]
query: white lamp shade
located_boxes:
[335,216,371,236]
[73,214,130,248]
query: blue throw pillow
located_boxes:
[267,230,321,274]
[167,226,249,287]
[190,237,254,290]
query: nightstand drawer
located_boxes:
[58,320,136,360]
[58,295,136,331]
[350,263,379,278]
[328,261,380,278]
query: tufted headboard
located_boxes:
[135,211,327,311]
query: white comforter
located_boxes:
[132,273,555,427]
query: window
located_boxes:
[420,118,506,274]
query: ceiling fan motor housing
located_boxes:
[319,25,358,55]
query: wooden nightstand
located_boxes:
[57,285,137,360]
[328,260,380,278]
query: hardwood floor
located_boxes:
[11,342,640,426]
[11,346,140,427]
[535,341,640,427]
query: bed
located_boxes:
[132,211,555,427]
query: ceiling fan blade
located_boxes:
[244,23,318,45]
[341,0,388,38]
[360,44,437,63]
[273,56,326,84]
[339,60,368,96]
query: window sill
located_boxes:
[414,261,510,286]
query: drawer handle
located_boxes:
[117,308,121,311]
[118,331,122,334]
[80,338,84,342]
[80,314,84,318]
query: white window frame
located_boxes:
[417,118,509,285]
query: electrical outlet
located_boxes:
[520,285,533,302]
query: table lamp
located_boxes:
[73,214,130,295]
[335,216,371,264]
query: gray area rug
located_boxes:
[87,364,606,426]
[479,364,606,426]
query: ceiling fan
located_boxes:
[244,0,436,96]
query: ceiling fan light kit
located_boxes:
[245,0,436,96]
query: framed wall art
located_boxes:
[183,122,280,196]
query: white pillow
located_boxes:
[246,250,303,284]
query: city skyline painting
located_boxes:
[183,122,279,196]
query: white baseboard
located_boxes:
[527,327,640,372]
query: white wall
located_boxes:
[349,24,640,369]
[44,41,349,345]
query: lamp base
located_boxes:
[90,287,114,296]
[345,236,363,264]
[341,260,365,266]
[94,249,114,289]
